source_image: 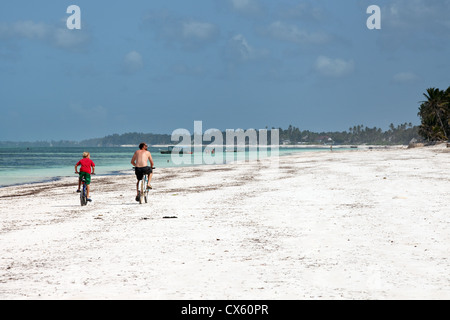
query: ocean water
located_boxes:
[0,146,335,187]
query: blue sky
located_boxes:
[1,0,449,141]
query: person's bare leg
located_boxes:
[147,173,153,189]
[87,185,90,199]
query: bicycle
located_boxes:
[134,167,155,204]
[76,172,95,206]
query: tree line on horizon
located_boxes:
[0,123,422,147]
[277,123,419,145]
[79,123,422,146]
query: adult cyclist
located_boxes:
[131,142,154,202]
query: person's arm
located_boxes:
[91,161,95,174]
[148,152,154,168]
[131,152,137,166]
[75,162,80,174]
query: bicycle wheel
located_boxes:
[139,179,144,204]
[80,184,87,206]
[144,176,148,203]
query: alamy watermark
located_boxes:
[169,121,280,167]
[367,5,381,30]
[65,5,381,31]
[66,5,81,30]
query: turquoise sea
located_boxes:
[0,146,337,187]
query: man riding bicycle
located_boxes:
[131,142,154,202]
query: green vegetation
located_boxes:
[80,133,172,147]
[277,123,420,145]
[417,87,450,142]
[0,123,422,147]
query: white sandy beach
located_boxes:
[0,145,449,300]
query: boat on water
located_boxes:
[160,146,193,154]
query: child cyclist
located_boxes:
[75,151,96,202]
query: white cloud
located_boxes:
[230,0,252,10]
[378,0,450,50]
[315,56,354,77]
[7,21,48,39]
[385,0,450,31]
[0,20,90,51]
[142,13,219,50]
[224,34,267,63]
[52,27,89,50]
[229,0,263,15]
[392,72,419,83]
[263,21,331,45]
[227,34,252,61]
[277,2,326,22]
[122,51,144,74]
[182,21,218,42]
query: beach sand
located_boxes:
[0,145,449,300]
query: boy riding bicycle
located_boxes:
[75,152,96,202]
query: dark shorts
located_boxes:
[134,166,152,181]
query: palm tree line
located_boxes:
[277,123,419,145]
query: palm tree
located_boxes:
[445,87,450,128]
[418,88,449,141]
